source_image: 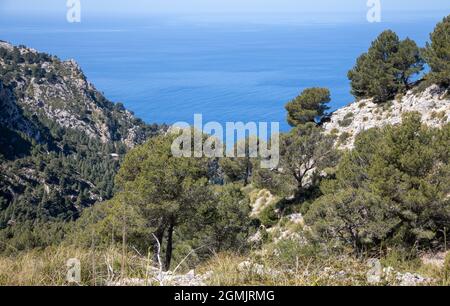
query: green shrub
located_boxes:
[338,132,351,144]
[330,128,339,135]
[258,201,279,228]
[338,112,354,127]
[338,118,353,127]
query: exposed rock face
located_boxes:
[0,80,41,141]
[323,85,450,149]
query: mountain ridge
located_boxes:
[0,41,158,148]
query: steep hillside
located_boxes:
[0,41,162,229]
[0,41,155,146]
[323,84,450,149]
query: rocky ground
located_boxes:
[107,268,213,286]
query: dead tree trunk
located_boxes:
[153,225,165,265]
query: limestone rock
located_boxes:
[323,85,449,149]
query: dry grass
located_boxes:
[0,246,150,286]
[197,243,449,286]
[197,251,370,286]
[1,245,448,286]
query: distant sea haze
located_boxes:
[0,12,447,131]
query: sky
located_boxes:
[1,0,449,17]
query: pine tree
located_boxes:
[423,15,450,87]
[285,87,330,127]
[115,133,211,270]
[219,136,258,185]
[348,30,424,102]
[395,38,424,89]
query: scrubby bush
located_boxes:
[338,112,354,127]
[306,188,398,251]
[338,131,351,144]
[258,201,279,228]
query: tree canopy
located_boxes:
[306,113,450,251]
[115,133,211,270]
[254,123,338,202]
[348,30,424,103]
[285,87,331,127]
[423,15,450,87]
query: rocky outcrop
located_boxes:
[381,266,434,286]
[421,251,449,268]
[107,268,213,286]
[0,80,42,142]
[249,189,277,218]
[323,85,450,149]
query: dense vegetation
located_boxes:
[0,45,162,253]
[68,132,256,271]
[59,111,447,280]
[306,113,450,252]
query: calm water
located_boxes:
[0,12,448,131]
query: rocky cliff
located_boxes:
[0,41,155,147]
[323,84,450,149]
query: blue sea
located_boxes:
[0,11,448,131]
